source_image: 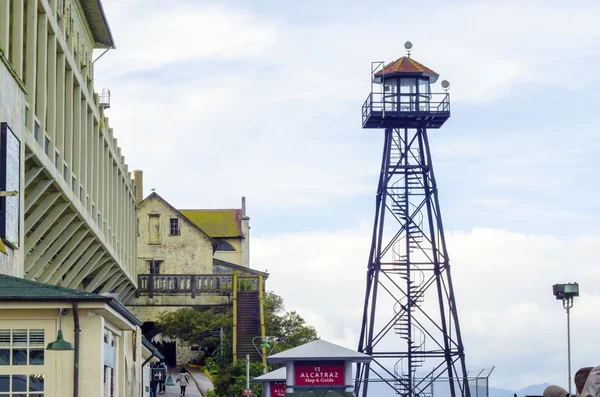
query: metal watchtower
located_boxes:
[355,42,470,397]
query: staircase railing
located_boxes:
[136,274,262,298]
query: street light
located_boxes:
[46,309,73,351]
[252,336,278,374]
[553,282,579,396]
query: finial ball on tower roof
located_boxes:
[404,41,413,56]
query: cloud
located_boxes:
[253,226,600,390]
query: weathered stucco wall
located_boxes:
[213,237,243,266]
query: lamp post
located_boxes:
[552,282,579,396]
[252,336,277,374]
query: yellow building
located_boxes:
[0,0,138,299]
[0,273,163,397]
[126,190,267,366]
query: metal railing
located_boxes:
[362,92,450,124]
[136,274,261,298]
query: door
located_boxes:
[149,215,161,244]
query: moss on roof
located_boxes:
[179,209,243,238]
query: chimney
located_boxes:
[241,196,250,267]
[132,170,144,203]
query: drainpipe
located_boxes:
[72,302,80,397]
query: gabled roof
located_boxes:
[179,209,243,238]
[213,258,269,278]
[80,0,115,49]
[0,274,142,326]
[267,340,371,363]
[253,367,286,382]
[375,56,439,83]
[138,192,217,249]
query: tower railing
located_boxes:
[362,93,450,128]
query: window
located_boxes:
[44,137,49,155]
[216,240,236,251]
[63,164,68,180]
[0,329,44,366]
[54,152,59,168]
[71,176,76,192]
[148,260,162,275]
[0,374,44,395]
[148,214,160,244]
[79,186,83,201]
[33,122,39,141]
[169,218,180,235]
[24,107,28,127]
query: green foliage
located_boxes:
[156,306,232,364]
[211,359,265,397]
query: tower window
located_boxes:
[169,218,180,236]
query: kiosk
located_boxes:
[267,340,372,396]
[253,367,286,397]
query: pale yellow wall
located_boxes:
[137,197,214,275]
[214,237,243,266]
[0,306,142,397]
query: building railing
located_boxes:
[362,92,450,125]
[136,274,260,298]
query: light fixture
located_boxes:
[260,340,271,350]
[46,309,73,351]
[552,282,579,396]
[441,80,451,91]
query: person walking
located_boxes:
[158,360,168,393]
[176,368,191,396]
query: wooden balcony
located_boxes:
[136,274,260,298]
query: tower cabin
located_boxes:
[362,45,450,129]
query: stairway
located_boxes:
[236,291,262,362]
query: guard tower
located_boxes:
[355,42,470,397]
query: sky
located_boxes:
[94,0,600,391]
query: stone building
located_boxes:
[126,188,266,366]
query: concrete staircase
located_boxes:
[236,291,261,362]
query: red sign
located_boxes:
[294,362,345,386]
[270,382,285,397]
[242,389,253,396]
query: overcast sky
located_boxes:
[94,0,600,391]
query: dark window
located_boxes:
[44,137,50,155]
[33,121,39,141]
[148,260,162,275]
[54,151,59,167]
[63,164,68,180]
[216,240,236,251]
[72,176,76,192]
[169,218,180,235]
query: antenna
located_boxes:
[404,41,413,57]
[441,80,450,91]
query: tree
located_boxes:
[156,306,232,364]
